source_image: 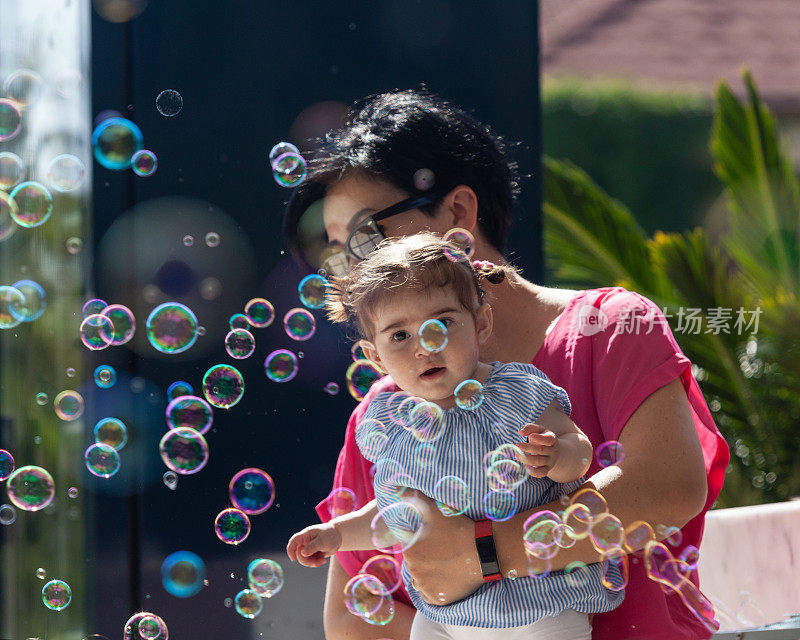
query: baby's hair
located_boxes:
[325,232,515,341]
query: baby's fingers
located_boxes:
[297,550,329,568]
[519,422,546,438]
[286,530,313,561]
[526,430,557,446]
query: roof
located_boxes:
[540,0,800,112]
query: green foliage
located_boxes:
[544,72,800,506]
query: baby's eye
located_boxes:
[392,330,410,342]
[439,317,454,328]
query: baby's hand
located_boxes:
[286,523,342,568]
[517,423,560,478]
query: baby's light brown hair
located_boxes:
[325,232,513,341]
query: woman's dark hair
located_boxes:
[282,88,520,267]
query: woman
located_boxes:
[282,88,729,640]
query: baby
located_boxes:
[287,233,623,640]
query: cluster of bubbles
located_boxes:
[232,558,285,619]
[161,550,205,598]
[92,111,158,177]
[343,572,395,626]
[79,299,136,350]
[0,280,46,328]
[269,141,307,188]
[215,467,275,545]
[123,612,169,640]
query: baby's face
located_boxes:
[363,286,492,409]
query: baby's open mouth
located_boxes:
[420,366,445,378]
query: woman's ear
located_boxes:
[437,184,478,233]
[474,303,493,346]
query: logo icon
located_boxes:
[576,303,609,336]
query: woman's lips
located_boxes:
[420,366,445,379]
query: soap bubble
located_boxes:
[0,285,25,329]
[66,367,77,378]
[123,612,168,640]
[182,234,193,246]
[42,579,72,611]
[85,443,121,477]
[6,465,55,511]
[214,507,250,545]
[9,181,53,227]
[298,274,328,309]
[360,555,402,594]
[146,302,198,354]
[264,349,298,383]
[357,419,389,460]
[327,487,357,517]
[244,297,275,328]
[269,141,299,167]
[324,382,340,395]
[65,236,83,254]
[433,475,470,517]
[54,390,84,420]
[413,168,435,191]
[3,69,44,106]
[204,231,219,247]
[131,149,157,176]
[0,192,16,243]
[443,228,475,258]
[0,99,22,141]
[156,90,182,117]
[202,364,244,409]
[229,468,275,514]
[0,504,16,524]
[418,319,448,353]
[596,440,625,468]
[248,558,284,598]
[408,401,445,444]
[9,280,45,322]
[284,308,316,341]
[92,117,143,170]
[161,550,205,598]
[371,501,425,553]
[351,341,368,361]
[94,417,128,450]
[162,471,178,490]
[344,574,395,625]
[82,298,107,318]
[159,428,209,475]
[166,381,193,401]
[46,154,85,192]
[0,152,24,190]
[80,314,114,350]
[272,152,307,188]
[485,444,526,490]
[483,488,517,521]
[225,329,255,359]
[36,567,47,579]
[346,360,383,401]
[35,392,48,405]
[454,379,484,411]
[138,614,167,640]
[228,313,249,331]
[68,487,79,499]
[0,449,15,480]
[166,395,213,434]
[234,589,262,618]
[93,365,117,389]
[102,304,136,345]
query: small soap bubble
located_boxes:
[182,235,193,247]
[94,417,128,450]
[0,285,25,329]
[324,382,340,395]
[346,360,383,401]
[161,550,205,598]
[248,558,284,598]
[0,152,23,190]
[156,90,183,117]
[146,302,198,354]
[214,508,250,545]
[351,341,368,362]
[102,304,136,345]
[269,142,299,167]
[229,468,275,514]
[419,319,448,352]
[82,298,108,318]
[131,149,158,177]
[343,574,394,625]
[433,475,471,517]
[360,555,402,594]
[35,392,48,405]
[0,99,22,141]
[85,443,121,478]
[9,280,46,323]
[204,232,220,247]
[166,395,213,433]
[202,364,244,409]
[228,313,249,331]
[0,449,15,480]
[80,314,114,350]
[66,367,77,378]
[244,298,275,328]
[196,325,206,336]
[9,181,53,228]
[223,597,232,608]
[413,168,435,191]
[42,579,72,611]
[283,308,316,341]
[36,567,46,580]
[3,69,44,107]
[454,379,484,411]
[264,349,298,383]
[298,274,329,309]
[54,390,85,421]
[442,228,475,258]
[68,487,79,499]
[483,488,517,521]
[137,614,166,640]
[326,487,356,517]
[92,117,143,170]
[122,613,168,640]
[272,152,307,188]
[7,465,55,511]
[507,568,518,580]
[596,440,625,468]
[94,365,117,389]
[65,236,83,254]
[166,380,194,401]
[225,329,255,359]
[0,503,16,524]
[408,401,445,443]
[234,589,262,618]
[160,428,209,475]
[46,154,85,192]
[162,471,178,490]
[414,442,436,469]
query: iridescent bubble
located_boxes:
[161,550,205,598]
[123,612,168,640]
[35,392,48,405]
[229,468,275,515]
[202,364,244,409]
[215,507,250,545]
[272,152,307,188]
[66,236,83,254]
[234,589,262,618]
[326,487,356,517]
[94,417,128,450]
[225,329,255,359]
[162,471,178,490]
[283,308,316,341]
[483,488,517,521]
[454,379,484,411]
[419,319,448,352]
[589,512,625,556]
[166,395,213,434]
[67,487,79,498]
[131,149,157,177]
[298,274,329,309]
[228,313,249,331]
[486,445,526,490]
[204,232,219,247]
[413,442,436,469]
[433,475,470,517]
[42,579,72,611]
[244,298,275,328]
[9,181,53,228]
[443,228,475,258]
[343,574,395,626]
[9,280,45,322]
[182,234,193,246]
[0,285,25,328]
[268,142,299,167]
[596,440,625,468]
[146,302,198,354]
[553,523,578,549]
[0,191,17,243]
[361,555,402,594]
[102,304,136,345]
[0,503,16,524]
[562,503,593,540]
[91,117,143,170]
[324,382,340,395]
[357,418,390,460]
[0,449,15,480]
[346,359,383,401]
[66,367,77,378]
[264,349,298,383]
[3,69,44,106]
[623,520,655,553]
[80,314,114,350]
[82,298,107,318]
[371,501,425,553]
[156,90,183,117]
[46,154,86,192]
[159,428,209,475]
[36,567,47,579]
[54,390,84,421]
[166,382,192,402]
[93,365,117,389]
[351,341,368,362]
[138,614,167,640]
[0,152,24,190]
[6,465,55,511]
[0,99,22,141]
[85,443,121,477]
[248,558,284,598]
[413,168,435,191]
[408,401,445,443]
[55,68,83,99]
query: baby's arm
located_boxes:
[517,398,593,483]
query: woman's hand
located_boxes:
[400,493,484,605]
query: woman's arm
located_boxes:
[323,555,416,640]
[404,378,708,604]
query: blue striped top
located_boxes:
[356,361,624,628]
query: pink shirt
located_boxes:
[316,287,730,639]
